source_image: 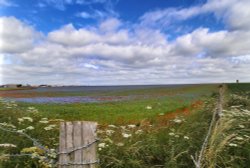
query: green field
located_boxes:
[0,83,250,168]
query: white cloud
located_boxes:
[76,11,92,19]
[76,0,106,5]
[0,17,41,53]
[140,0,250,31]
[47,19,130,46]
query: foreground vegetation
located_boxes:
[0,84,250,167]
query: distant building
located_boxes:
[4,84,22,88]
[236,80,239,83]
[39,84,51,87]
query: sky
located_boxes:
[0,0,250,85]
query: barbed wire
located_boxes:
[58,159,99,166]
[58,138,99,155]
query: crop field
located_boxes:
[0,83,250,168]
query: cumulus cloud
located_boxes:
[0,17,41,53]
[1,0,250,85]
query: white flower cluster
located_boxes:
[172,117,185,124]
[0,143,17,148]
[39,118,49,124]
[27,107,39,113]
[1,100,18,109]
[44,124,56,131]
[98,142,108,151]
[18,117,33,123]
[146,105,152,110]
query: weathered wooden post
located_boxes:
[58,121,98,168]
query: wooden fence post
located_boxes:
[58,121,98,168]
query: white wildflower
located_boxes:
[235,137,244,141]
[228,143,238,147]
[106,130,115,136]
[122,133,132,138]
[17,129,25,133]
[39,120,49,124]
[120,126,126,130]
[184,136,189,140]
[174,135,180,138]
[173,118,182,124]
[116,142,124,146]
[169,132,175,136]
[146,106,152,110]
[108,125,117,128]
[44,124,56,131]
[0,143,16,148]
[239,124,245,128]
[26,126,34,130]
[18,118,24,123]
[98,143,106,148]
[127,124,136,128]
[135,130,143,135]
[23,117,33,122]
[158,113,164,116]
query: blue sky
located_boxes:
[1,0,224,36]
[0,0,250,85]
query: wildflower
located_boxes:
[169,132,175,136]
[39,118,49,123]
[26,126,35,130]
[98,143,106,148]
[44,124,56,131]
[235,137,244,141]
[18,118,24,123]
[120,126,126,130]
[0,143,16,148]
[127,124,136,128]
[23,117,33,122]
[28,107,36,110]
[116,142,124,146]
[39,120,49,124]
[0,122,15,128]
[158,113,164,116]
[108,125,117,128]
[17,129,25,133]
[122,133,132,138]
[173,118,182,124]
[135,130,143,135]
[106,130,115,136]
[146,106,152,110]
[184,136,189,140]
[174,135,180,138]
[228,143,238,147]
[239,124,245,128]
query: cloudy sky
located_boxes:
[0,0,250,85]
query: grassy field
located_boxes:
[0,83,250,168]
[1,84,216,124]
